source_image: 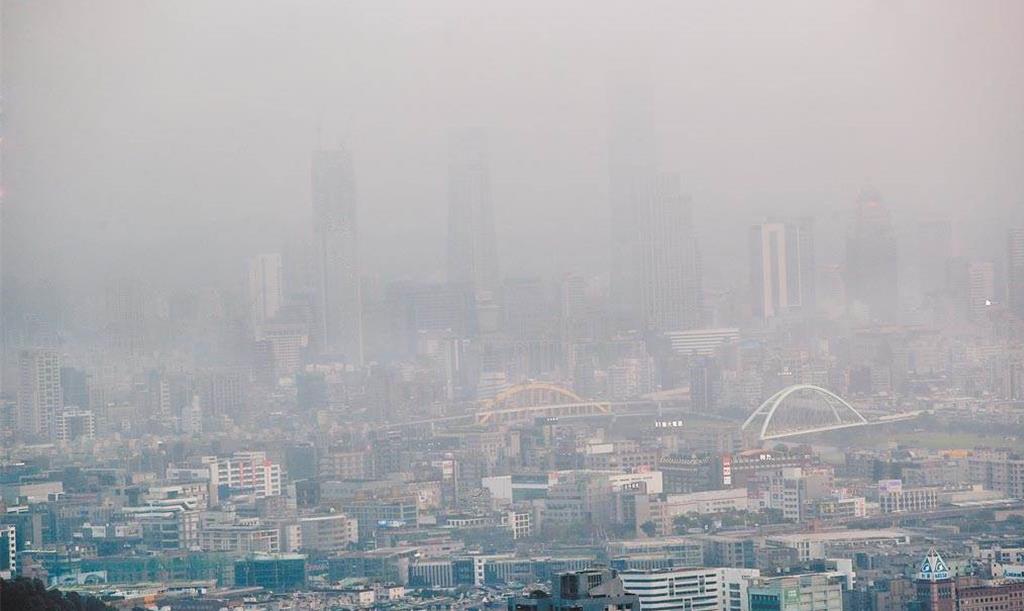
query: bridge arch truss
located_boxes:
[741,384,868,440]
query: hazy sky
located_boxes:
[4,0,1023,295]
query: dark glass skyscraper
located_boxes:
[845,190,899,322]
[446,129,498,295]
[312,148,363,365]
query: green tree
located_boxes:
[1,577,114,610]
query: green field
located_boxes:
[879,431,1019,450]
[807,424,1022,451]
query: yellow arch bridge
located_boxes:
[382,382,614,430]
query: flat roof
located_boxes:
[766,529,909,543]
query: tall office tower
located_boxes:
[917,219,953,296]
[16,348,63,441]
[845,190,899,322]
[968,261,995,321]
[503,277,557,340]
[947,258,995,323]
[818,264,846,318]
[559,273,592,343]
[1009,228,1024,319]
[637,173,703,332]
[142,370,173,420]
[312,148,363,365]
[608,71,656,328]
[247,253,283,336]
[387,281,477,354]
[446,129,498,294]
[749,218,816,321]
[105,281,149,356]
[689,357,721,413]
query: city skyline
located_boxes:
[4,2,1024,293]
[1,2,1024,609]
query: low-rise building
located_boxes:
[878,484,940,513]
[957,582,1024,611]
[298,513,358,552]
[763,529,910,562]
[199,522,280,554]
[968,451,1024,499]
[234,553,306,590]
[508,568,640,611]
[619,567,760,611]
[748,574,845,611]
[632,489,749,536]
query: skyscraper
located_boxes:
[637,173,703,332]
[845,190,899,322]
[749,218,816,321]
[446,129,498,295]
[247,253,283,336]
[312,148,363,365]
[16,348,63,441]
[105,281,149,356]
[917,219,953,296]
[968,261,995,322]
[1008,227,1024,319]
[608,70,656,328]
[689,357,721,413]
[946,258,994,323]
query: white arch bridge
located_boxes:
[741,384,920,441]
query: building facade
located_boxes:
[749,218,815,321]
[312,147,363,364]
[447,129,499,294]
[637,173,703,332]
[16,348,63,441]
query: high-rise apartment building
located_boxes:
[200,451,283,499]
[638,173,703,332]
[845,190,899,322]
[447,129,498,295]
[198,368,248,420]
[0,525,15,579]
[248,253,283,335]
[16,348,63,441]
[56,408,96,442]
[1008,227,1024,319]
[749,219,815,321]
[312,148,363,364]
